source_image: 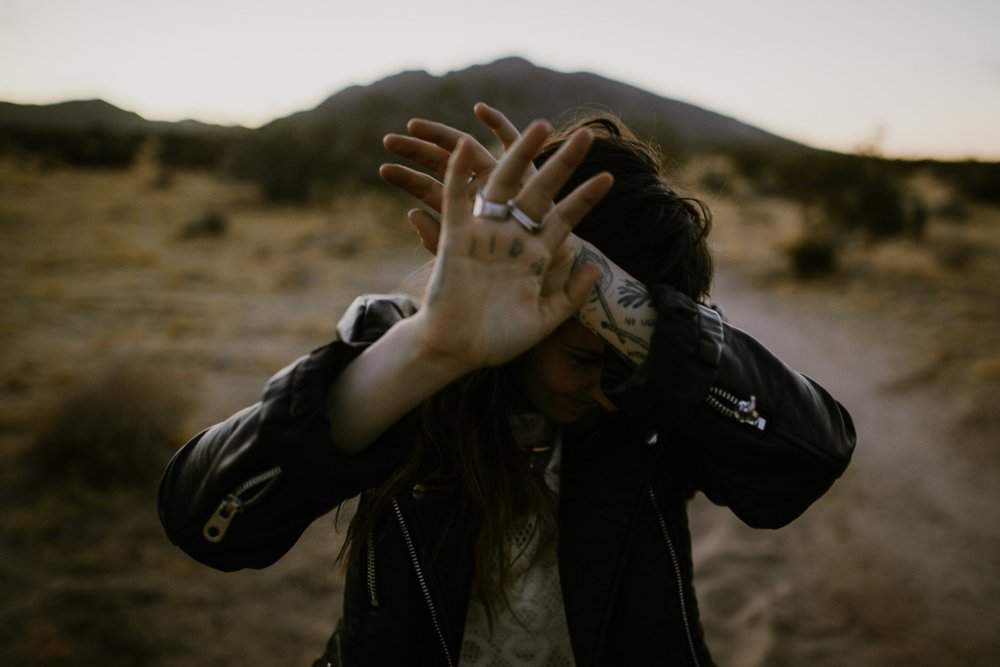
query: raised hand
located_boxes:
[411,120,611,371]
[378,105,657,370]
[326,120,612,452]
[380,103,532,254]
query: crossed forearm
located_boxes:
[573,239,655,367]
[327,239,653,453]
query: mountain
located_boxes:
[0,99,248,169]
[0,58,805,155]
[0,99,153,132]
[0,57,818,178]
[0,99,242,135]
[268,57,805,154]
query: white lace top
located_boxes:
[458,415,577,667]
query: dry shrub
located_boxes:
[0,585,160,667]
[781,208,841,280]
[973,356,1000,381]
[698,168,732,197]
[177,209,228,240]
[786,231,839,280]
[738,150,928,239]
[149,167,175,190]
[21,359,192,497]
[933,196,970,222]
[931,237,980,271]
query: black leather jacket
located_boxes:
[159,287,856,667]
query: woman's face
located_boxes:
[516,319,616,424]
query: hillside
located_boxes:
[270,56,805,153]
[0,99,237,134]
[0,57,806,156]
[0,99,151,132]
[2,57,996,209]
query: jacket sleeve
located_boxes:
[605,284,857,529]
[157,294,420,571]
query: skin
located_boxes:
[515,319,617,424]
[381,103,658,367]
[325,122,613,453]
[327,105,659,452]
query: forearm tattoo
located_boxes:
[573,242,656,366]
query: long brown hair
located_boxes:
[539,114,713,300]
[340,365,558,625]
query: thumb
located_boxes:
[408,209,441,254]
[564,263,602,310]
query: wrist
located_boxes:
[326,312,471,453]
[404,310,478,381]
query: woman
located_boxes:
[159,104,856,667]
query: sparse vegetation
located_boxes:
[785,227,840,279]
[178,209,229,240]
[0,132,997,666]
[729,149,929,240]
[1,68,999,665]
[0,124,144,168]
[933,160,1000,204]
[930,236,980,272]
[0,154,422,667]
[156,129,242,171]
[21,359,191,496]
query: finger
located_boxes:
[408,209,441,254]
[514,128,594,221]
[384,133,451,178]
[406,119,497,175]
[539,172,614,249]
[482,120,550,202]
[474,103,520,150]
[564,263,603,310]
[379,164,443,213]
[475,102,538,184]
[442,138,476,229]
[406,118,467,151]
[539,262,602,332]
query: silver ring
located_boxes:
[507,201,543,234]
[472,189,510,221]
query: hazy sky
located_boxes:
[2,0,998,160]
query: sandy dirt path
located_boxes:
[692,272,1000,666]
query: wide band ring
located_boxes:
[472,189,510,221]
[507,201,543,234]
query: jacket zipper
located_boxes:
[366,528,380,608]
[202,466,283,543]
[706,386,767,431]
[391,497,454,667]
[649,488,702,667]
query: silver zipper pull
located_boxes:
[736,396,767,431]
[203,494,241,543]
[706,387,768,431]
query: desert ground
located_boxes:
[1,153,998,666]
